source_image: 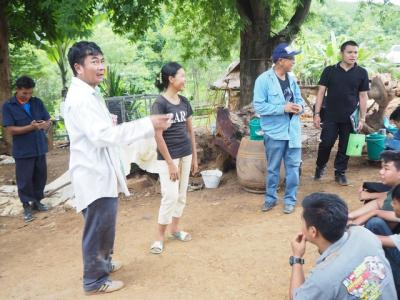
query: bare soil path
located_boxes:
[0,147,381,300]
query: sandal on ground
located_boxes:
[169,231,192,242]
[150,240,164,254]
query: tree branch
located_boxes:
[272,0,312,43]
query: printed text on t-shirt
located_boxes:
[171,111,187,123]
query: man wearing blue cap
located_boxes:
[313,41,369,185]
[253,43,304,214]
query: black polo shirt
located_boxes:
[319,63,369,123]
[2,96,50,159]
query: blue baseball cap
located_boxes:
[272,43,301,62]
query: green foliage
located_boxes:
[102,0,167,39]
[9,43,46,86]
[34,36,73,91]
[9,0,400,118]
[6,0,96,45]
[9,42,63,117]
[100,66,125,97]
[100,65,145,97]
[294,0,400,83]
[168,1,240,61]
[126,100,147,120]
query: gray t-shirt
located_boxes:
[151,95,193,160]
[294,226,397,300]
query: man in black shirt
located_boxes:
[313,40,369,185]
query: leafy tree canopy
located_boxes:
[102,0,313,60]
[5,0,96,45]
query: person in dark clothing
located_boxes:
[2,76,51,222]
[313,40,369,185]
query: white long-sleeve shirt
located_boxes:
[64,77,154,211]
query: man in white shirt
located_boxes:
[64,41,171,295]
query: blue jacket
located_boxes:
[253,68,304,148]
[385,129,400,150]
[2,96,50,158]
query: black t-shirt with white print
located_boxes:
[151,95,193,160]
[277,74,294,118]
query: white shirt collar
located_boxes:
[71,77,99,95]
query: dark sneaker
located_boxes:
[314,166,326,181]
[283,204,295,214]
[335,173,349,186]
[23,206,34,223]
[261,202,276,212]
[85,280,124,295]
[32,201,49,212]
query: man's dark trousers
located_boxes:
[316,121,353,174]
[82,197,118,292]
[15,155,47,207]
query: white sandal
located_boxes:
[169,231,192,242]
[150,240,164,254]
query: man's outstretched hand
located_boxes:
[150,114,173,131]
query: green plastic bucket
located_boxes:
[366,133,386,161]
[249,118,263,140]
[346,133,366,156]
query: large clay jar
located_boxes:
[236,137,267,193]
[236,137,285,193]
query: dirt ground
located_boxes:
[0,144,385,300]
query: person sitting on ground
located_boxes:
[364,183,400,297]
[289,192,396,299]
[385,105,400,150]
[348,150,400,225]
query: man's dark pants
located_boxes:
[82,197,118,292]
[316,121,353,175]
[365,217,400,297]
[15,155,47,207]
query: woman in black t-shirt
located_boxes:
[150,62,198,254]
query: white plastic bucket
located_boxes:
[200,169,223,188]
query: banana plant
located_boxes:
[34,33,72,98]
[100,65,125,97]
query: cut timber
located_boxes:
[364,75,400,133]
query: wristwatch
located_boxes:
[289,256,305,266]
[314,112,320,116]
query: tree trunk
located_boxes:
[0,5,12,154]
[237,0,312,109]
[239,22,272,108]
[238,0,271,109]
